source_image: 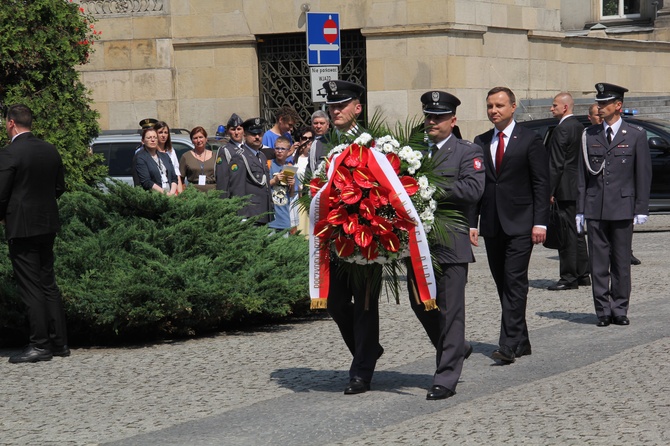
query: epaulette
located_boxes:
[627,123,644,132]
[457,139,473,146]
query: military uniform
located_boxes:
[407,91,485,399]
[577,83,652,325]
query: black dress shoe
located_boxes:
[464,344,473,360]
[596,316,612,327]
[52,345,71,357]
[491,345,515,364]
[426,385,455,400]
[515,342,532,358]
[577,277,591,286]
[612,315,630,326]
[631,255,641,265]
[9,346,53,364]
[344,377,370,395]
[547,282,578,291]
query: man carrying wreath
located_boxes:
[407,91,485,400]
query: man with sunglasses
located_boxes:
[407,91,485,400]
[577,83,651,327]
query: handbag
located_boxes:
[543,203,567,250]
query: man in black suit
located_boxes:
[0,104,69,363]
[547,92,590,290]
[407,91,484,400]
[472,87,550,364]
[577,83,651,327]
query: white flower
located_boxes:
[354,133,373,145]
[429,199,437,211]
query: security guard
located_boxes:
[407,91,485,400]
[225,117,273,224]
[577,83,652,327]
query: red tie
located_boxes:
[495,131,505,174]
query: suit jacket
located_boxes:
[548,115,583,201]
[0,132,65,240]
[474,123,550,237]
[228,144,273,224]
[132,148,177,191]
[577,120,652,220]
[430,137,485,264]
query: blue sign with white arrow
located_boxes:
[306,12,341,66]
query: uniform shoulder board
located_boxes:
[627,123,644,132]
[458,139,473,146]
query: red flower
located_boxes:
[340,184,362,204]
[369,186,389,207]
[361,240,379,260]
[394,216,417,231]
[314,220,334,238]
[335,234,355,258]
[343,215,359,235]
[343,144,369,168]
[370,215,393,234]
[309,178,325,197]
[327,206,349,225]
[334,166,353,189]
[400,176,419,195]
[359,198,376,220]
[354,225,374,248]
[352,167,376,188]
[386,153,401,174]
[379,232,400,252]
[328,188,341,206]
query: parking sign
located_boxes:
[306,12,341,66]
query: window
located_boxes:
[602,0,641,19]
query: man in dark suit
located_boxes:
[472,87,550,364]
[407,91,484,400]
[0,104,69,363]
[547,92,590,290]
[577,83,651,327]
[307,110,330,175]
[224,117,273,225]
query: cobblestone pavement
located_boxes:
[1,216,669,445]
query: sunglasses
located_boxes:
[300,136,313,141]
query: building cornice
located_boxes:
[172,35,256,49]
[361,23,487,38]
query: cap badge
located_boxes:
[329,81,337,93]
[597,83,604,93]
[254,118,261,126]
[431,91,440,102]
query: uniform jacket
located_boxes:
[430,137,485,264]
[227,144,273,224]
[577,120,652,220]
[0,132,65,240]
[474,123,550,237]
[132,148,177,191]
[548,115,583,201]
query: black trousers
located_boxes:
[484,233,533,350]
[556,200,589,284]
[8,233,68,349]
[326,263,382,382]
[408,262,469,392]
[586,219,633,318]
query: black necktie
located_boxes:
[606,127,613,144]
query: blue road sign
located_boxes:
[306,12,341,66]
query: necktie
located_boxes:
[606,127,613,144]
[495,131,505,174]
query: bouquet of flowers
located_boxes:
[301,118,463,311]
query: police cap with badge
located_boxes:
[421,91,461,115]
[242,117,267,134]
[595,83,628,102]
[322,80,366,105]
[139,118,158,129]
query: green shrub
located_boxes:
[0,184,311,344]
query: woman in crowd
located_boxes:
[179,126,217,192]
[293,126,314,236]
[132,127,178,195]
[154,121,184,193]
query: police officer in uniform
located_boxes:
[224,117,273,224]
[577,83,651,327]
[407,91,485,400]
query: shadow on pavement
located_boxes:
[536,310,596,324]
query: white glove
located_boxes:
[633,215,649,225]
[576,214,585,234]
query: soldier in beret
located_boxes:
[223,117,273,224]
[577,83,652,327]
[407,91,484,400]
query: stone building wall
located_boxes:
[79,0,670,138]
